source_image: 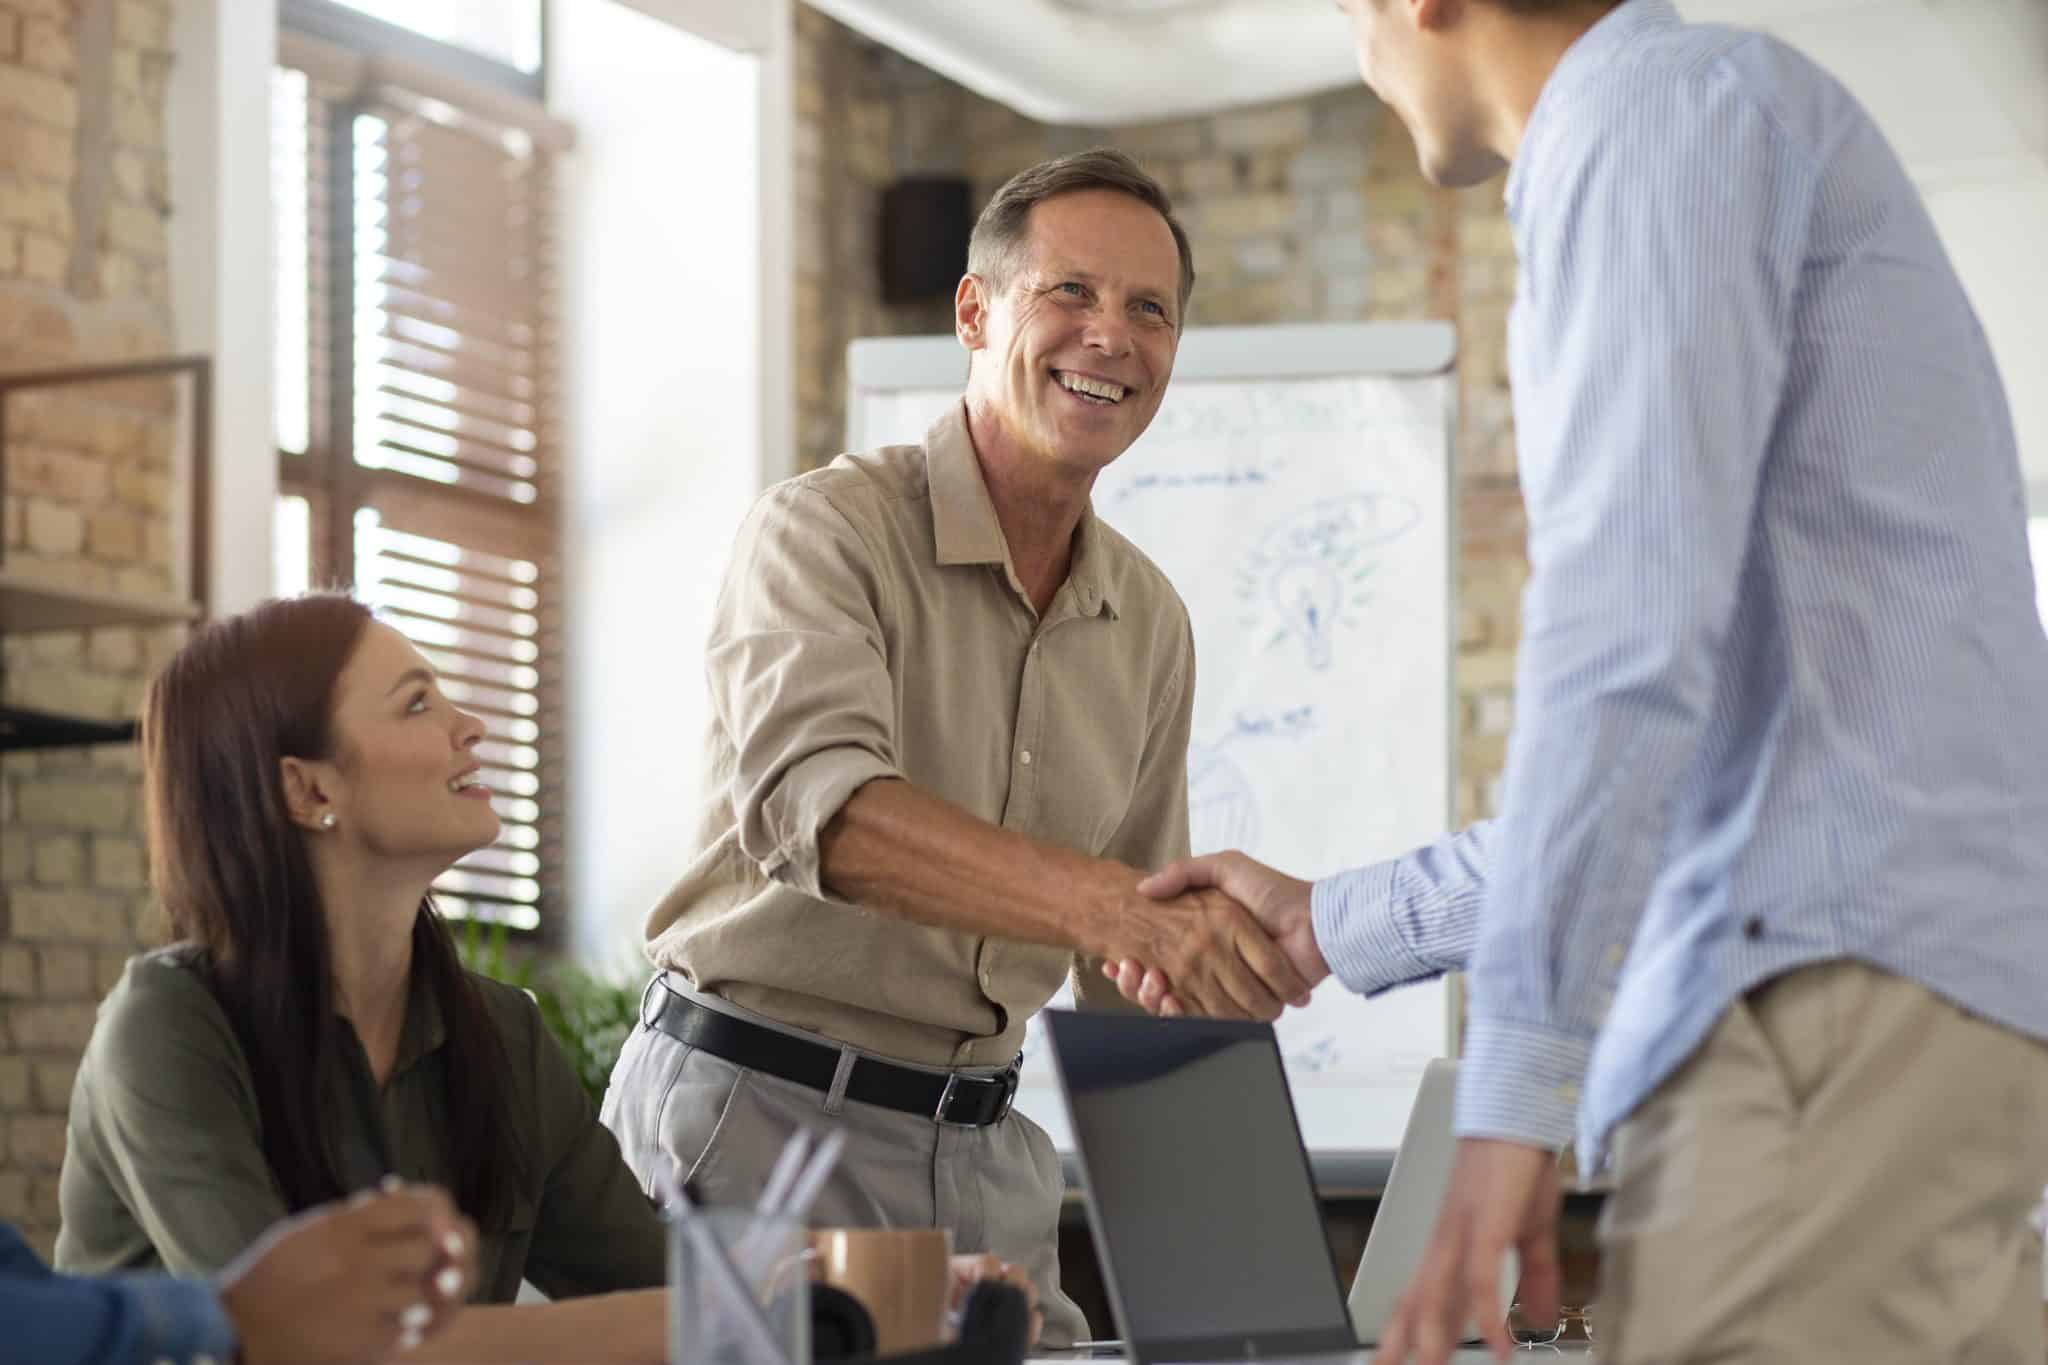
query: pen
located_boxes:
[756,1128,813,1218]
[778,1126,847,1227]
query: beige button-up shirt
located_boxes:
[647,402,1195,1068]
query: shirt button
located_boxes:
[1605,944,1624,968]
[1558,1083,1580,1104]
[1743,917,1764,941]
[1019,750,1033,766]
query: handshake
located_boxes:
[1095,851,1331,1022]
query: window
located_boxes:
[281,0,544,93]
[272,28,565,933]
[325,0,543,74]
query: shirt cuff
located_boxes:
[1453,1017,1591,1151]
[128,1274,241,1362]
[757,747,901,900]
[1310,862,1436,997]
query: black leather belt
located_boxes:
[642,981,1021,1128]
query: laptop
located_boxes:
[1038,1011,1516,1364]
[1344,1058,1516,1343]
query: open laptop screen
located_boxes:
[1044,1011,1356,1362]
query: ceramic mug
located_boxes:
[807,1226,954,1354]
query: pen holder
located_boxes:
[670,1206,812,1365]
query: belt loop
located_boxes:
[638,973,665,1029]
[822,1047,857,1116]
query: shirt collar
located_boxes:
[927,401,1010,568]
[1503,0,1684,222]
[1066,513,1119,621]
[923,400,1119,620]
[386,951,449,1077]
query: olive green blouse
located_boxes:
[53,944,665,1302]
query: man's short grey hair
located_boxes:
[967,148,1197,319]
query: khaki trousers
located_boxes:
[599,979,1089,1346]
[1598,961,2048,1364]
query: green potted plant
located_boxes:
[456,913,643,1106]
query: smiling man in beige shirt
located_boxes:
[599,149,1310,1344]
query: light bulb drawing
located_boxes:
[1269,559,1345,671]
[1238,492,1420,672]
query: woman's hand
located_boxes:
[220,1182,476,1365]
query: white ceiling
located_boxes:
[805,0,2048,486]
[802,0,2048,169]
[800,0,1357,126]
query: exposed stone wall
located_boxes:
[791,6,958,469]
[792,8,1524,831]
[0,0,184,1259]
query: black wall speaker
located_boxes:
[881,176,974,304]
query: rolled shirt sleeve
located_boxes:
[707,483,907,899]
[520,993,667,1297]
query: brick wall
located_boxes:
[792,8,1526,831]
[0,0,184,1259]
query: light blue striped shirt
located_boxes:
[1311,0,2048,1163]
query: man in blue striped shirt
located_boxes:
[1115,1,2048,1360]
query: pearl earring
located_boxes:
[319,812,337,830]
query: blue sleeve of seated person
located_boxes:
[0,1220,240,1365]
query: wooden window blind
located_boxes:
[273,39,568,934]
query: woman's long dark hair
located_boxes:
[141,593,527,1227]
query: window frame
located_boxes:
[275,13,565,938]
[281,0,546,99]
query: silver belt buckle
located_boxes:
[933,1061,1020,1127]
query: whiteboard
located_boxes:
[848,322,1458,1153]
